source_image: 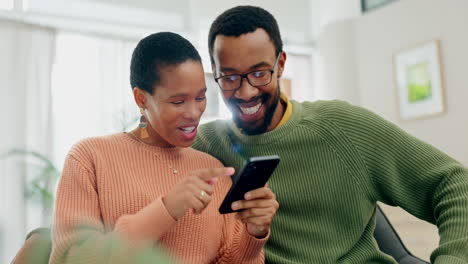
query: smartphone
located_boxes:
[219,155,280,214]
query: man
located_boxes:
[193,5,468,264]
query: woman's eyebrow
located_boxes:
[168,88,207,99]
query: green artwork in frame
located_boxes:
[394,40,445,120]
[406,61,432,103]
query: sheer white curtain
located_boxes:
[0,20,55,263]
[51,32,138,168]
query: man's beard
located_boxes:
[231,87,281,136]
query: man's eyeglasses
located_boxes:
[214,53,281,92]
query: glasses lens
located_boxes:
[218,75,241,91]
[247,70,272,86]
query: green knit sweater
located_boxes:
[193,100,468,264]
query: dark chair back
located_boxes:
[374,205,430,264]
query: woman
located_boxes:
[49,32,279,264]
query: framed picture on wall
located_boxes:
[361,0,397,13]
[394,40,445,120]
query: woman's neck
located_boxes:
[129,128,176,148]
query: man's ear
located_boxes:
[132,87,146,108]
[277,51,287,78]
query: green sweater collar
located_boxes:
[226,100,303,145]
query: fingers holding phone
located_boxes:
[232,186,279,238]
[218,156,280,214]
[163,167,235,219]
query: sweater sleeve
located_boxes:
[326,102,468,263]
[49,152,175,264]
[215,177,268,263]
[114,197,176,243]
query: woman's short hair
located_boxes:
[130,32,202,94]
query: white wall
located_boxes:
[314,0,360,36]
[354,0,468,166]
[316,19,360,104]
[318,0,468,166]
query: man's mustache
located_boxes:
[229,94,270,105]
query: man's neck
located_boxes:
[266,98,286,132]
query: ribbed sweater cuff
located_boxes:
[434,255,468,264]
[237,228,269,261]
[114,197,176,242]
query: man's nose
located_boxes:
[234,77,259,101]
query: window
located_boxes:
[51,32,138,167]
[0,0,13,10]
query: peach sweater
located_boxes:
[49,133,266,264]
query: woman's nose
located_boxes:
[183,102,204,120]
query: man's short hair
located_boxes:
[208,5,283,65]
[130,32,201,94]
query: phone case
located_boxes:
[219,155,280,214]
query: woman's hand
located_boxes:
[232,187,279,238]
[163,167,234,220]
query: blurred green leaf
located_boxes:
[1,148,58,212]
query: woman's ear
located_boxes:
[132,87,146,108]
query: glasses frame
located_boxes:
[214,53,282,92]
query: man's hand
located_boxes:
[231,187,279,238]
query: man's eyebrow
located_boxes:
[220,66,237,72]
[220,61,271,73]
[249,61,270,70]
